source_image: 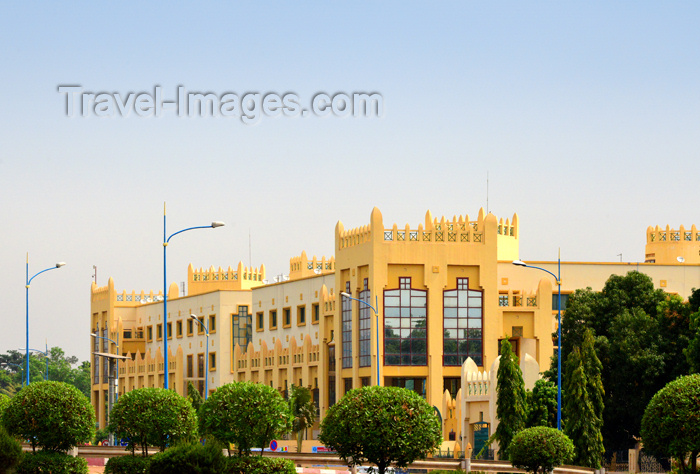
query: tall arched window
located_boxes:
[443,277,483,366]
[384,277,427,366]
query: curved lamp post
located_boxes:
[189,314,209,399]
[91,332,120,399]
[513,256,562,430]
[26,255,65,386]
[340,291,380,386]
[163,204,223,390]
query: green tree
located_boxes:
[198,381,291,456]
[509,426,574,474]
[525,379,557,428]
[2,381,95,453]
[553,271,693,451]
[564,346,604,468]
[187,381,204,412]
[319,386,442,474]
[108,387,198,455]
[641,374,700,474]
[495,338,526,459]
[288,384,317,453]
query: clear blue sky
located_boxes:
[1,2,698,362]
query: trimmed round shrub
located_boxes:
[2,381,95,452]
[0,425,23,474]
[104,455,151,474]
[227,456,296,474]
[149,441,226,474]
[15,451,88,474]
[641,374,700,474]
[108,387,198,455]
[198,381,291,456]
[319,386,442,474]
[509,426,574,474]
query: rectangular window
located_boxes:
[329,376,336,406]
[270,310,277,330]
[387,377,426,397]
[232,306,251,349]
[256,312,264,331]
[166,322,172,340]
[328,346,336,372]
[147,326,153,342]
[187,355,193,378]
[312,303,320,323]
[197,317,205,335]
[444,377,460,398]
[384,277,428,366]
[93,355,99,384]
[187,319,194,336]
[443,277,483,366]
[209,352,216,370]
[297,306,306,326]
[283,308,291,327]
[344,377,353,394]
[156,324,162,340]
[197,353,205,378]
[209,315,216,333]
[176,320,183,337]
[552,293,570,311]
[361,377,371,387]
[359,278,371,367]
[342,281,353,369]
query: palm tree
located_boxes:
[288,384,317,453]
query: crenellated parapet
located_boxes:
[336,207,519,259]
[115,288,166,305]
[289,251,335,280]
[188,261,266,294]
[645,224,700,264]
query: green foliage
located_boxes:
[287,384,316,453]
[495,338,526,459]
[148,441,227,474]
[1,348,91,398]
[509,426,574,474]
[2,381,95,452]
[525,379,557,428]
[0,425,23,474]
[686,295,700,374]
[641,374,700,474]
[188,381,204,412]
[94,427,110,445]
[15,451,88,474]
[104,455,151,474]
[319,386,442,474]
[108,387,198,455]
[198,381,292,456]
[563,346,604,468]
[553,271,696,451]
[226,456,296,474]
[0,393,10,419]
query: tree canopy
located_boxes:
[641,374,700,474]
[552,272,698,451]
[319,386,442,474]
[495,338,526,459]
[509,426,574,474]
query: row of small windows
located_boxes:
[254,304,321,333]
[144,315,217,343]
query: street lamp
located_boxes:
[512,256,562,430]
[25,255,65,386]
[189,314,209,399]
[163,203,224,390]
[340,291,381,386]
[91,332,122,445]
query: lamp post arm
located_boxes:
[518,264,559,282]
[27,266,60,286]
[340,293,378,314]
[166,225,216,244]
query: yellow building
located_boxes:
[90,208,700,453]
